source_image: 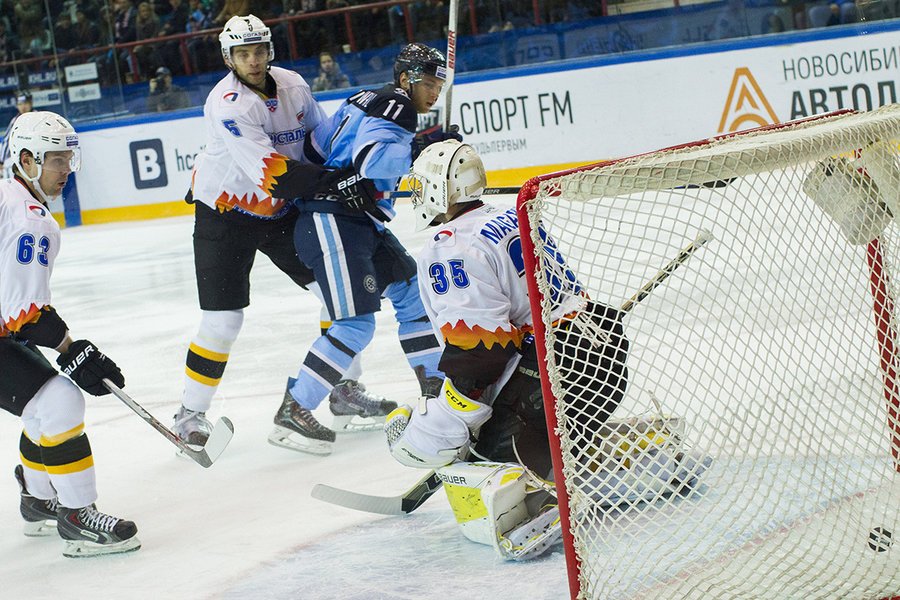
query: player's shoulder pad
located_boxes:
[349,86,417,132]
[22,198,52,223]
[428,225,459,249]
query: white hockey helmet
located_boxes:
[219,14,274,66]
[9,111,81,200]
[409,140,486,231]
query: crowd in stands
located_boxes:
[0,0,895,100]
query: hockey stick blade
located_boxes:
[102,379,234,468]
[311,470,443,516]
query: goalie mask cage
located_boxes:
[516,105,900,600]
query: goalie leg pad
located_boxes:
[437,461,563,560]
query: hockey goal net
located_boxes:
[517,105,900,600]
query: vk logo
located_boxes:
[130,139,168,189]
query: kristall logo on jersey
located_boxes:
[223,91,239,102]
[296,111,304,123]
[265,98,278,112]
[718,67,780,134]
[28,204,46,216]
[268,127,306,145]
[433,229,454,242]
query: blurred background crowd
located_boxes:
[0,0,895,123]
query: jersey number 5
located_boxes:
[16,233,50,266]
[428,259,469,294]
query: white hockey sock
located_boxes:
[183,309,243,412]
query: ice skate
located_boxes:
[172,405,213,450]
[329,379,398,432]
[57,504,140,558]
[14,465,58,537]
[268,377,335,455]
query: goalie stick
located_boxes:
[310,229,714,515]
[103,379,234,468]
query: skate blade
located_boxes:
[331,414,386,434]
[23,519,57,537]
[267,426,333,456]
[62,536,141,558]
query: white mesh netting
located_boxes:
[521,105,900,600]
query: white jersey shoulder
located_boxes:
[418,204,534,337]
[192,67,325,218]
[0,179,60,333]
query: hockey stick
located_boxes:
[310,230,714,514]
[102,379,234,468]
[311,470,443,516]
[442,0,459,131]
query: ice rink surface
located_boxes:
[0,201,571,599]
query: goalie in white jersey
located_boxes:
[384,140,631,558]
[0,111,139,557]
[388,139,630,474]
[173,14,380,449]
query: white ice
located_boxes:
[0,201,571,600]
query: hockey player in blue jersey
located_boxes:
[267,43,459,455]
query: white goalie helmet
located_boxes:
[409,140,486,231]
[219,14,274,66]
[9,110,81,200]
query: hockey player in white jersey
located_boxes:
[387,139,630,476]
[0,111,139,557]
[383,141,632,559]
[172,14,379,449]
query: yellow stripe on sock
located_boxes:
[189,343,229,362]
[185,367,221,387]
[39,423,85,447]
[44,455,94,475]
[19,455,46,471]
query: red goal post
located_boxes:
[516,105,900,600]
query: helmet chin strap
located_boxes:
[18,163,60,205]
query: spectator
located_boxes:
[0,19,20,62]
[133,1,161,76]
[157,0,190,73]
[762,11,786,33]
[147,66,191,111]
[14,0,44,49]
[72,9,99,48]
[311,51,350,91]
[186,0,216,72]
[53,12,77,51]
[0,91,33,178]
[826,3,841,25]
[213,0,250,25]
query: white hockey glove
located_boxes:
[385,378,492,469]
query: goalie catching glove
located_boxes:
[313,166,379,212]
[385,378,492,468]
[56,339,125,396]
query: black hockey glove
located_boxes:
[412,124,463,160]
[314,166,379,212]
[56,339,125,396]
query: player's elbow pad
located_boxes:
[15,305,68,348]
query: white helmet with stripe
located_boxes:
[9,110,81,202]
[219,14,274,67]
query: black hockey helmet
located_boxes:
[393,43,447,85]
